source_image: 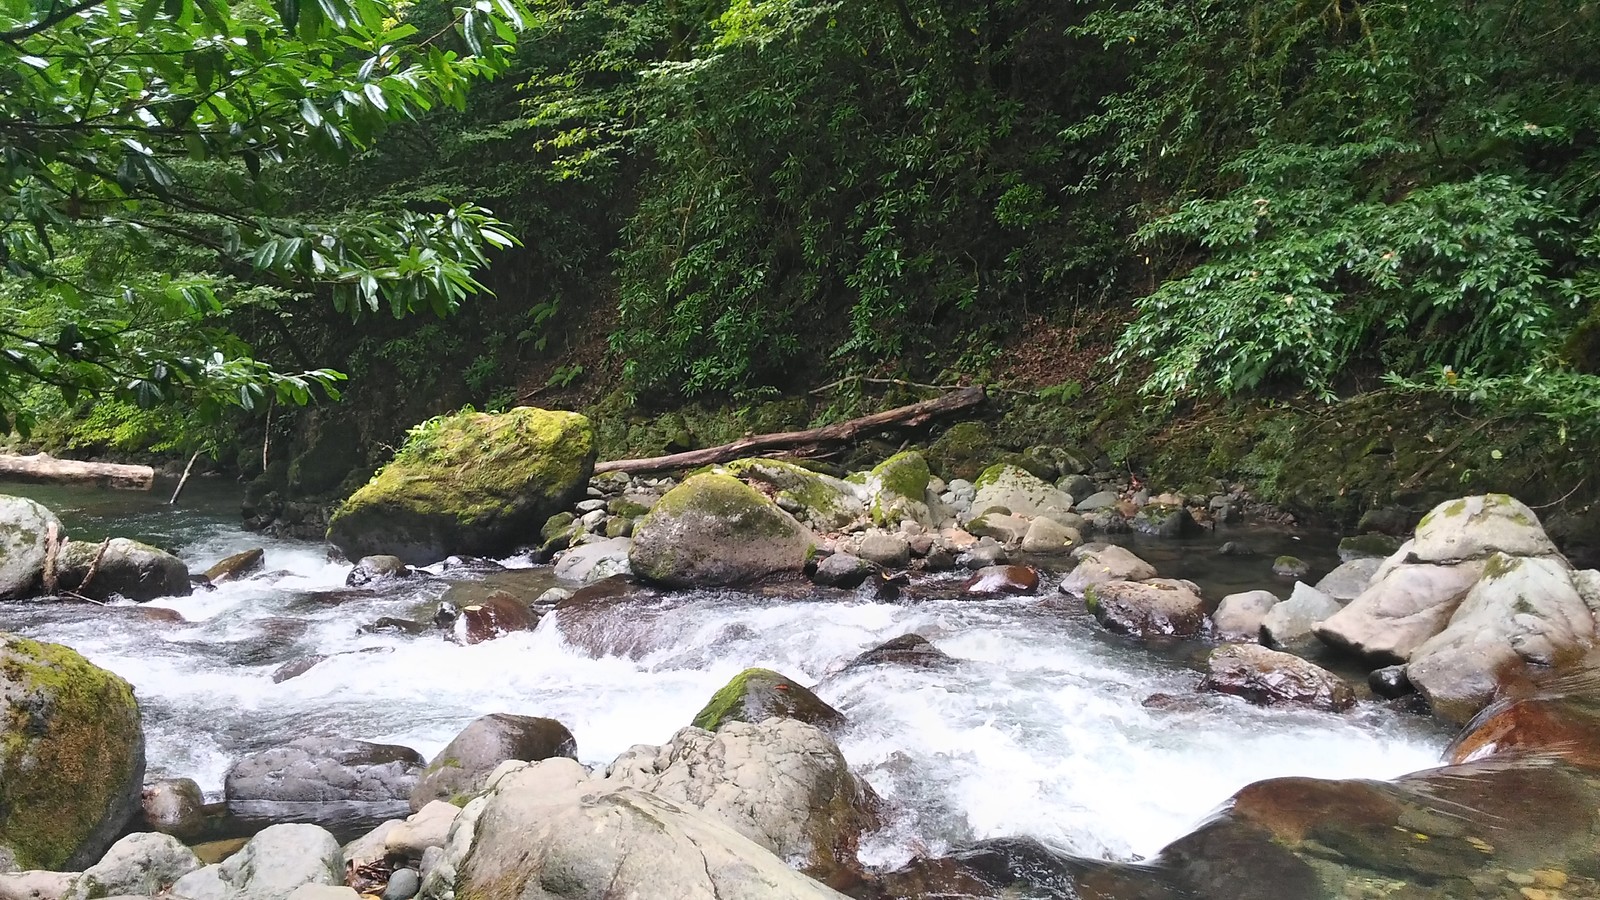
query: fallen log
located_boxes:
[593,384,985,476]
[0,452,155,491]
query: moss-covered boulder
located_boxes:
[56,538,192,601]
[0,634,145,870]
[629,474,817,588]
[926,422,997,482]
[718,458,865,532]
[691,668,845,732]
[866,451,934,527]
[969,464,1074,522]
[326,407,596,565]
[0,495,60,600]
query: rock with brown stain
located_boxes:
[435,590,537,644]
[1200,644,1355,712]
[1084,578,1208,638]
[961,565,1040,596]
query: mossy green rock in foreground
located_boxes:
[628,474,817,588]
[691,667,845,732]
[327,407,596,565]
[0,633,145,870]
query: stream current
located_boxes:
[2,479,1452,868]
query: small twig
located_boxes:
[78,537,111,595]
[1398,417,1501,491]
[262,396,274,472]
[1529,478,1588,511]
[808,375,959,395]
[169,450,199,505]
[62,590,108,606]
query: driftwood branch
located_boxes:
[594,385,985,476]
[0,452,154,490]
[42,521,60,594]
[78,537,111,595]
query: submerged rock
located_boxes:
[0,494,59,599]
[1201,644,1355,712]
[0,633,146,871]
[345,555,409,588]
[960,565,1040,595]
[56,537,192,601]
[204,548,265,585]
[433,590,536,644]
[629,474,817,588]
[409,714,576,811]
[1084,578,1208,638]
[691,667,845,732]
[326,407,596,565]
[838,634,955,673]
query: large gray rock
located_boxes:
[417,759,848,900]
[603,719,877,882]
[1260,582,1342,650]
[1058,545,1157,595]
[552,537,632,584]
[0,495,58,600]
[855,530,911,568]
[811,553,875,589]
[225,738,423,819]
[56,538,191,602]
[1212,590,1279,642]
[1084,578,1208,638]
[629,474,818,588]
[1314,557,1382,602]
[1407,553,1595,724]
[968,465,1074,522]
[66,832,200,900]
[1019,516,1079,554]
[1201,644,1355,712]
[1411,494,1559,563]
[409,715,575,812]
[1314,558,1485,664]
[169,824,341,900]
[0,634,145,871]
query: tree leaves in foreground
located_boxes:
[0,0,527,435]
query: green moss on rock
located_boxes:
[691,667,845,732]
[926,423,997,483]
[629,474,817,588]
[327,407,596,565]
[0,634,145,870]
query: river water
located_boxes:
[1,479,1452,868]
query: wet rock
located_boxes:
[1058,545,1156,595]
[360,617,429,637]
[434,591,536,645]
[169,823,341,900]
[1368,665,1413,699]
[1314,552,1486,664]
[1201,644,1355,711]
[1313,556,1382,602]
[1411,494,1559,563]
[1260,582,1341,650]
[960,565,1039,595]
[0,634,145,871]
[1132,503,1199,539]
[0,495,59,600]
[552,536,632,584]
[956,538,1008,569]
[1270,555,1310,579]
[812,553,876,589]
[1407,553,1595,724]
[141,778,207,840]
[64,832,200,900]
[1447,680,1600,768]
[1212,590,1279,642]
[1337,533,1402,562]
[327,407,596,565]
[204,549,265,585]
[691,667,845,732]
[345,555,409,588]
[628,474,817,588]
[1084,578,1208,638]
[1019,516,1079,554]
[838,634,954,673]
[225,738,423,814]
[964,512,1031,545]
[410,714,576,812]
[604,719,878,886]
[1216,541,1256,556]
[56,538,191,602]
[856,530,911,568]
[969,464,1074,523]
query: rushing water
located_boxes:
[1,478,1452,868]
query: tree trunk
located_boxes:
[0,452,156,490]
[593,385,985,476]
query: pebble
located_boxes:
[383,868,421,900]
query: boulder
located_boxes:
[1407,553,1596,723]
[203,549,265,585]
[56,538,191,602]
[855,530,911,568]
[433,591,535,645]
[140,778,207,841]
[1200,644,1355,712]
[838,634,954,673]
[1212,590,1279,642]
[1058,545,1157,595]
[0,635,145,871]
[65,832,200,900]
[326,407,596,565]
[417,758,850,900]
[169,824,341,900]
[1336,533,1402,562]
[345,556,409,588]
[409,715,576,812]
[1131,504,1198,539]
[1084,579,1208,638]
[718,459,864,533]
[969,465,1074,522]
[1314,557,1486,664]
[0,872,75,900]
[866,451,934,528]
[1313,557,1381,603]
[960,565,1039,595]
[1260,582,1342,650]
[1019,516,1079,554]
[691,668,844,732]
[628,474,816,588]
[604,719,877,883]
[811,553,876,589]
[0,495,58,600]
[1410,493,1559,563]
[225,738,423,816]
[552,536,632,584]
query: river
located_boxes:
[0,478,1451,868]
